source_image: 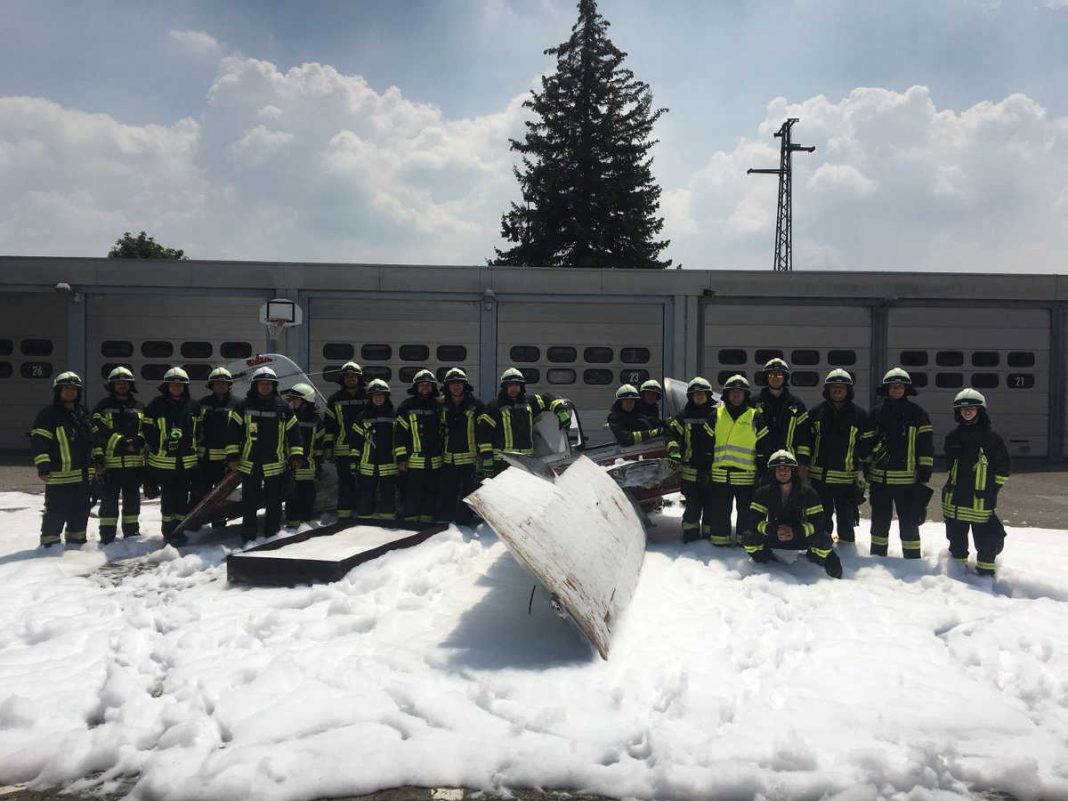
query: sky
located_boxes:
[1,0,1067,271]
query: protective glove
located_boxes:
[916,465,932,484]
[556,409,572,429]
[667,449,682,470]
[476,456,495,480]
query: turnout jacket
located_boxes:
[396,395,446,470]
[31,399,101,485]
[92,394,146,470]
[143,392,201,471]
[607,400,665,447]
[755,388,811,464]
[324,387,368,459]
[291,402,324,482]
[442,393,487,466]
[478,389,567,459]
[230,390,304,477]
[868,396,934,485]
[748,481,829,558]
[711,402,771,486]
[808,400,875,485]
[665,400,716,483]
[197,392,240,463]
[351,400,404,477]
[942,411,1011,523]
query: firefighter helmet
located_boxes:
[500,367,526,386]
[107,366,135,384]
[207,367,233,386]
[53,371,83,390]
[882,367,912,385]
[686,376,713,397]
[615,384,640,400]
[284,382,318,404]
[444,367,468,384]
[763,357,791,375]
[337,361,363,384]
[824,369,854,386]
[251,366,278,384]
[953,388,986,409]
[163,367,190,384]
[722,374,751,392]
[366,378,391,396]
[408,368,439,395]
[767,449,799,469]
[639,379,663,397]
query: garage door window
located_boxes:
[0,362,11,378]
[399,345,430,362]
[910,373,929,388]
[972,373,999,389]
[548,346,577,363]
[583,369,613,385]
[363,366,392,382]
[181,342,213,359]
[0,339,11,356]
[1007,373,1034,389]
[519,368,540,384]
[322,365,343,383]
[323,343,354,361]
[399,367,421,383]
[362,344,392,361]
[510,346,540,363]
[935,373,964,388]
[972,351,999,368]
[184,364,212,381]
[791,349,820,366]
[20,362,53,379]
[621,347,650,364]
[755,349,783,364]
[900,351,928,367]
[1008,352,1035,368]
[21,339,53,357]
[142,341,173,358]
[547,369,576,384]
[221,342,253,359]
[437,345,467,362]
[101,340,134,358]
[620,369,649,385]
[936,351,964,367]
[584,347,613,364]
[828,350,856,366]
[791,371,820,387]
[718,349,747,365]
[141,364,170,381]
[434,367,453,383]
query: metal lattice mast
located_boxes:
[748,118,815,272]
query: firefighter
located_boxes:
[476,368,572,478]
[708,374,770,547]
[352,378,403,520]
[755,358,811,477]
[228,367,304,542]
[942,389,1011,576]
[282,382,323,528]
[438,367,486,526]
[92,366,145,543]
[744,450,841,578]
[324,361,367,522]
[607,384,665,446]
[807,369,875,545]
[868,368,934,559]
[396,369,446,524]
[638,379,666,422]
[31,372,101,548]
[143,367,201,546]
[196,366,239,530]
[665,376,717,543]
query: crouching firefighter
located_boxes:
[92,366,145,543]
[745,451,841,579]
[352,379,403,520]
[665,377,717,543]
[708,374,770,547]
[31,372,101,548]
[868,368,934,559]
[196,367,239,529]
[438,367,486,526]
[324,361,367,522]
[608,384,665,446]
[144,367,201,546]
[396,369,445,525]
[282,383,323,528]
[942,389,1011,576]
[228,367,304,542]
[477,368,572,478]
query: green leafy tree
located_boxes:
[107,231,187,260]
[492,0,670,268]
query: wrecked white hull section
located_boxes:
[465,455,645,659]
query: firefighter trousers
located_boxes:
[869,482,921,558]
[153,467,196,542]
[41,481,92,547]
[200,459,230,528]
[285,478,317,526]
[438,464,478,525]
[336,459,358,520]
[811,480,858,543]
[402,466,440,524]
[946,517,1005,575]
[680,478,715,543]
[708,481,754,547]
[241,468,284,542]
[99,467,142,542]
[358,473,396,520]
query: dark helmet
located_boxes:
[767,449,799,469]
[105,365,137,394]
[408,368,439,396]
[615,384,640,401]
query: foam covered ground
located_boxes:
[0,490,1066,801]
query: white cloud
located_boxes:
[168,29,224,57]
[807,164,878,196]
[228,125,294,169]
[1040,0,1068,8]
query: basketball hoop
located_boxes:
[259,298,302,350]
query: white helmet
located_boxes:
[953,388,986,409]
[251,367,278,384]
[284,382,317,404]
[163,367,190,384]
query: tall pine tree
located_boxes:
[492,0,670,269]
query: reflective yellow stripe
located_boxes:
[56,427,71,473]
[32,427,54,439]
